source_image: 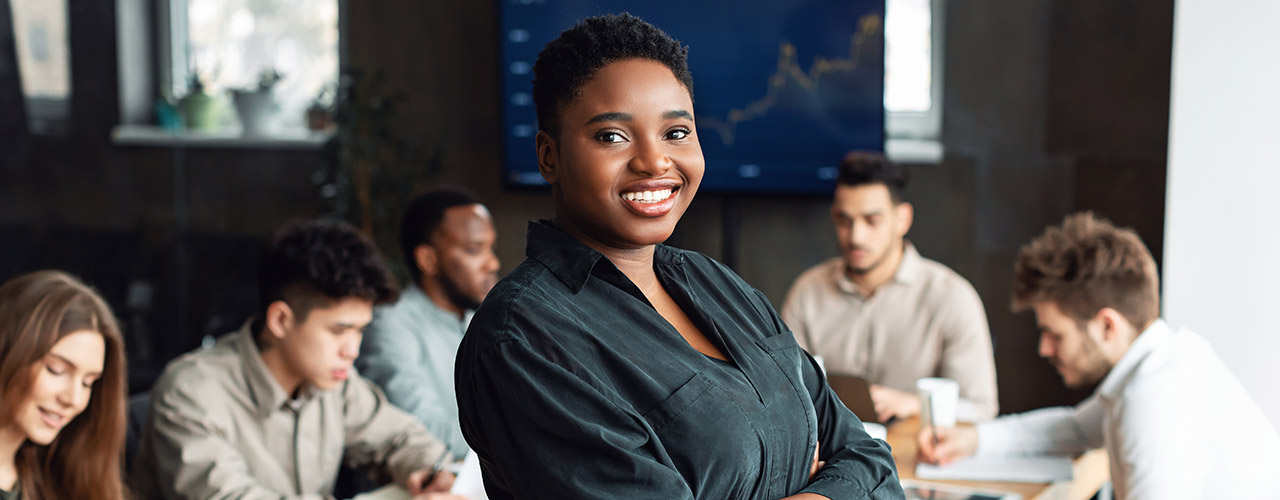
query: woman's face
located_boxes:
[10,330,104,445]
[538,58,704,251]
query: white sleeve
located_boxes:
[974,394,1105,457]
[1110,382,1206,500]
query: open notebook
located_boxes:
[902,480,1022,500]
[350,450,488,500]
[916,455,1074,483]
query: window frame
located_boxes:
[885,0,944,146]
[111,0,342,147]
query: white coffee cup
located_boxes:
[916,377,959,428]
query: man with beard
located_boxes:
[917,212,1280,500]
[782,152,998,423]
[358,188,500,459]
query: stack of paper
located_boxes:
[915,455,1074,483]
[350,451,488,500]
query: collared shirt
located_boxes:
[358,283,472,458]
[975,320,1280,500]
[781,243,999,421]
[0,485,18,500]
[131,323,447,500]
[456,220,903,500]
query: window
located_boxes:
[7,0,71,135]
[885,0,943,144]
[163,0,339,130]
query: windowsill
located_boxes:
[885,137,943,165]
[110,124,334,150]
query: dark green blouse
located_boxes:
[0,485,20,500]
[456,220,904,499]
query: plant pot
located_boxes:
[231,89,280,136]
[180,91,221,131]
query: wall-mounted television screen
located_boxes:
[500,0,886,195]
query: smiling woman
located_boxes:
[457,14,904,500]
[0,270,127,500]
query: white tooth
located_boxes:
[644,191,656,201]
[659,189,671,199]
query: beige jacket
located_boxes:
[131,323,447,500]
[782,243,999,421]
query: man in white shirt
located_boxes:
[917,212,1280,500]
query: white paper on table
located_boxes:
[348,484,410,500]
[915,455,1074,483]
[451,450,488,499]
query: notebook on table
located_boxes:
[902,479,1022,500]
[915,455,1074,483]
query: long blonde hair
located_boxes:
[0,270,127,500]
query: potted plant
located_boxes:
[231,69,284,136]
[180,68,220,131]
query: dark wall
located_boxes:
[0,0,334,389]
[0,0,1172,412]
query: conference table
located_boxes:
[886,417,1110,500]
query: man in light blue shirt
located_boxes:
[358,188,500,459]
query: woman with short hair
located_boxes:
[456,14,903,499]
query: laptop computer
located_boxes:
[827,373,881,424]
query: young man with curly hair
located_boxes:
[917,212,1280,500]
[132,219,464,500]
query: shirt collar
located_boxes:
[1097,318,1173,401]
[834,241,922,295]
[234,320,316,418]
[525,219,685,293]
[893,241,923,285]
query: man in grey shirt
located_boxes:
[782,152,998,423]
[132,219,463,500]
[358,189,499,459]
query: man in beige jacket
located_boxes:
[132,219,464,500]
[782,152,998,423]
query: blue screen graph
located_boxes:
[500,0,886,195]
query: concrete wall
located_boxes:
[1163,0,1280,426]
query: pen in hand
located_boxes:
[928,393,939,449]
[420,445,453,491]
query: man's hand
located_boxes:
[405,469,460,498]
[916,425,979,466]
[869,384,920,423]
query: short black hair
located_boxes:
[257,219,398,322]
[836,151,911,204]
[532,13,694,138]
[400,188,483,277]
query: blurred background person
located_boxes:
[783,152,997,423]
[359,187,500,459]
[918,213,1280,500]
[131,219,463,500]
[0,270,128,500]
